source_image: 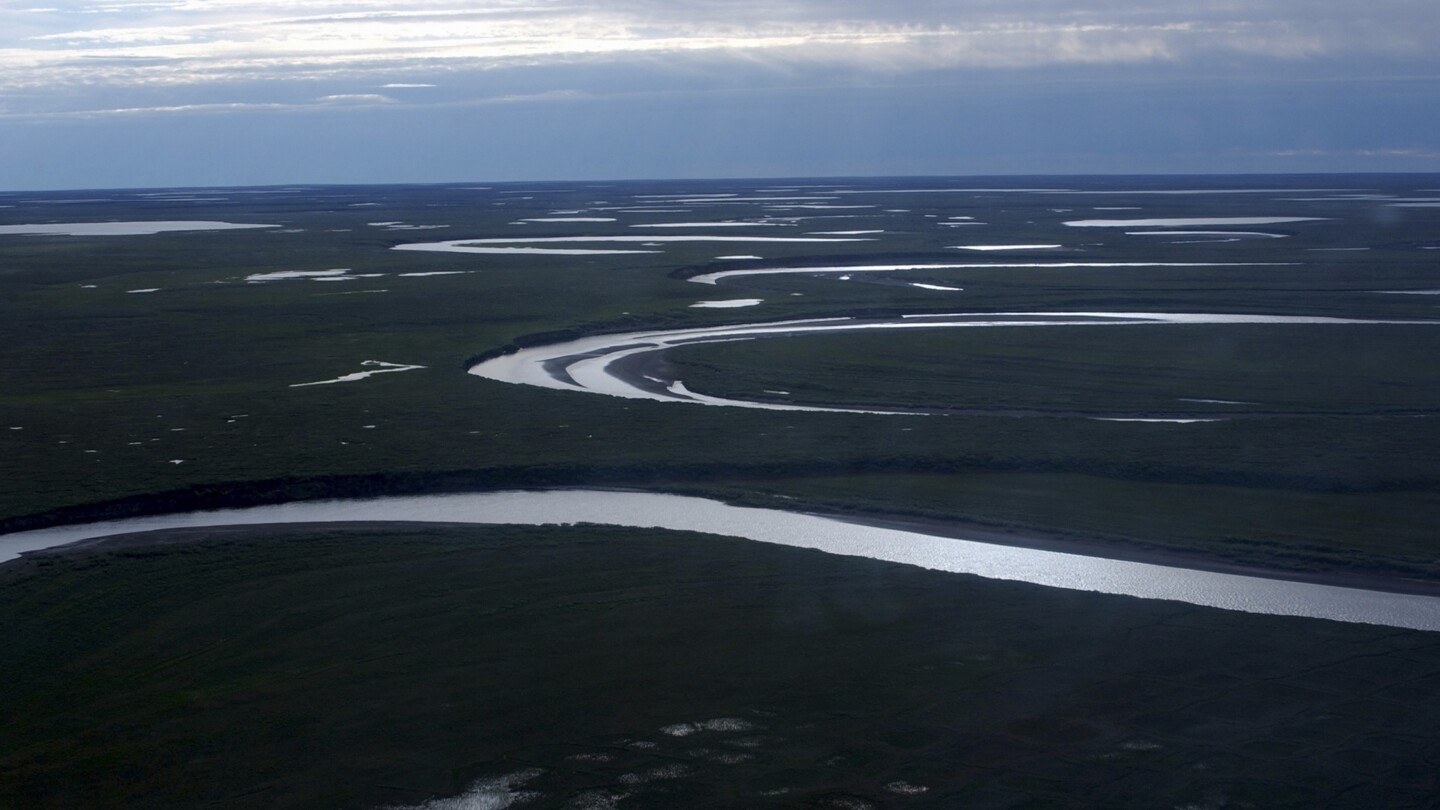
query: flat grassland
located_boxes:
[5,524,1439,808]
[2,176,1439,807]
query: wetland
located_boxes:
[3,175,1440,808]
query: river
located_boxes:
[3,489,1438,631]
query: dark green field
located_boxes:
[667,324,1440,415]
[2,176,1439,807]
[6,524,1439,809]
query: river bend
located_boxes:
[3,490,1438,632]
[470,312,1438,417]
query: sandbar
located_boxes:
[690,299,763,309]
[951,244,1062,251]
[1065,217,1325,227]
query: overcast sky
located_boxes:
[2,0,1438,189]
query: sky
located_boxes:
[2,0,1438,189]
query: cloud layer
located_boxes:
[4,0,1437,117]
[2,1,1437,187]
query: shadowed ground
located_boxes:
[4,523,1437,809]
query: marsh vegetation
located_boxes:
[2,176,1439,807]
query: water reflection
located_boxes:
[3,490,1438,631]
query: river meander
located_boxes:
[3,489,1438,631]
[470,312,1440,417]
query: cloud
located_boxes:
[22,100,293,118]
[1268,147,1440,160]
[316,93,394,104]
[0,87,594,120]
[1,0,1436,116]
[482,89,590,104]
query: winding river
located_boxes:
[470,311,1438,417]
[12,316,1436,630]
[10,231,1440,635]
[3,489,1438,631]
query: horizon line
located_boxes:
[5,169,1440,196]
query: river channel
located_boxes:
[469,312,1439,417]
[3,489,1438,632]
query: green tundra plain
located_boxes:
[3,176,1439,808]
